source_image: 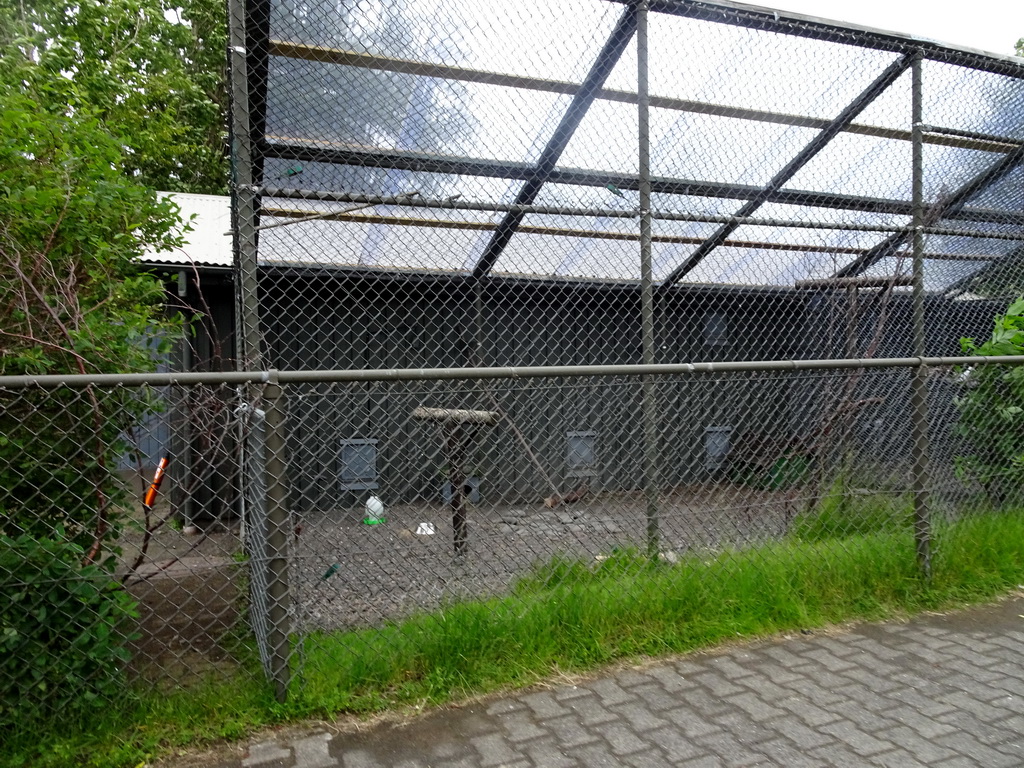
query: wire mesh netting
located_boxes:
[235,0,1024,335]
[3,0,1024,726]
[3,360,1024,714]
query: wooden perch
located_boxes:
[412,406,499,425]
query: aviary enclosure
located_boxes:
[2,0,1023,706]
[208,0,1024,695]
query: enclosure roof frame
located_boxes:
[245,0,1024,292]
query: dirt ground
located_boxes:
[116,506,245,682]
[113,484,805,676]
[291,484,804,631]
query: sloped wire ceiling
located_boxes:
[242,0,1024,293]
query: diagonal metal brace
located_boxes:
[471,6,639,279]
[660,54,912,289]
[837,142,1024,279]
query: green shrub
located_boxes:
[956,297,1024,505]
[0,533,138,729]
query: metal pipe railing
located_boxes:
[3,355,1024,389]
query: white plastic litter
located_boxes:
[415,522,436,535]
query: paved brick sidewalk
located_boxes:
[174,596,1024,767]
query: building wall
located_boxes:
[258,271,813,510]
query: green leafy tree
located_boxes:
[1,0,228,194]
[0,54,184,541]
[955,297,1024,505]
[0,37,186,723]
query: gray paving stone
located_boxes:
[644,726,710,762]
[691,731,769,765]
[691,670,747,699]
[339,750,378,768]
[725,692,785,722]
[552,684,593,703]
[572,742,634,767]
[802,647,858,672]
[732,675,793,702]
[499,711,546,743]
[242,741,291,768]
[520,691,571,719]
[608,700,669,731]
[677,757,724,768]
[596,721,651,756]
[521,738,577,767]
[818,720,894,756]
[543,714,600,749]
[762,715,834,750]
[588,677,637,706]
[745,659,804,685]
[622,748,673,768]
[872,725,959,764]
[160,596,1024,768]
[707,655,757,681]
[754,737,823,768]
[775,693,845,727]
[565,693,619,727]
[642,664,699,693]
[470,733,519,767]
[626,681,685,711]
[867,748,930,768]
[292,733,333,768]
[935,732,1023,767]
[661,705,726,738]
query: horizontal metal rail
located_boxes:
[257,188,1024,243]
[3,355,1023,389]
[261,140,1024,228]
[260,205,1003,262]
[630,0,1024,81]
[269,41,1020,156]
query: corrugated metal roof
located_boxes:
[144,192,233,267]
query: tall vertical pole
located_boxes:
[263,377,292,702]
[910,53,932,579]
[227,0,263,371]
[637,0,660,557]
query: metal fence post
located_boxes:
[227,0,264,371]
[263,376,292,701]
[910,52,932,579]
[637,0,660,557]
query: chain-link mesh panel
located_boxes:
[278,364,1019,676]
[8,0,1024,722]
[2,359,1023,709]
[227,0,1024,376]
[0,381,264,725]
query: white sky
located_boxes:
[765,0,1023,57]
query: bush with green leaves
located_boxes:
[955,297,1024,505]
[0,534,138,728]
[0,24,184,723]
[0,52,183,556]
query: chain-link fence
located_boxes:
[4,356,1024,714]
[5,0,1024,730]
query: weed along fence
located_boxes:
[5,0,1024,751]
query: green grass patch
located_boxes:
[791,479,913,541]
[12,509,1024,768]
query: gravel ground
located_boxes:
[291,485,803,632]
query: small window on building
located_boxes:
[704,312,729,346]
[339,438,379,490]
[567,430,597,476]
